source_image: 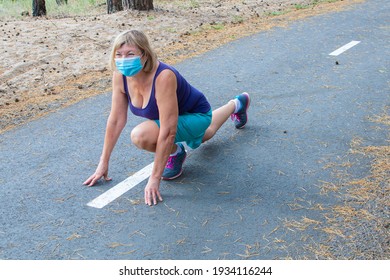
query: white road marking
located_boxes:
[87,162,154,209]
[329,41,361,56]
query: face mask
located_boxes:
[115,56,143,77]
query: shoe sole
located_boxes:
[162,169,183,181]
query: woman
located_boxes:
[83,30,250,206]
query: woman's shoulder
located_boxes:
[155,61,177,78]
[157,61,178,72]
[153,62,178,93]
[112,70,126,92]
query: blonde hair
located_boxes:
[109,30,157,72]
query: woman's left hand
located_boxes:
[144,177,163,206]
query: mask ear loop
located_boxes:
[140,52,148,70]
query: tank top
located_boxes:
[122,62,211,120]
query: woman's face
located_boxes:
[115,44,143,59]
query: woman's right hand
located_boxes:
[83,71,127,187]
[83,160,112,187]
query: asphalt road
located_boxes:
[0,0,389,260]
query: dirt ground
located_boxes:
[0,0,364,133]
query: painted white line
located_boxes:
[329,41,361,56]
[87,162,153,209]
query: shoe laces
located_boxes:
[231,113,240,122]
[166,155,175,169]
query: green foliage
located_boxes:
[267,10,288,16]
[0,0,106,19]
[232,15,244,24]
[210,23,224,30]
[294,4,310,10]
[189,0,199,9]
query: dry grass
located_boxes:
[284,217,321,232]
[285,110,389,259]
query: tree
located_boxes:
[123,0,154,11]
[107,0,123,14]
[32,0,67,17]
[107,0,154,14]
[32,0,46,17]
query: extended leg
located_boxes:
[202,101,235,142]
[202,92,250,142]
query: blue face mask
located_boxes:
[115,56,143,77]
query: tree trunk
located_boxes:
[32,0,47,17]
[55,0,68,5]
[107,0,123,14]
[123,0,154,11]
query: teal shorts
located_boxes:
[154,110,212,149]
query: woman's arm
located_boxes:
[83,71,129,186]
[144,69,178,205]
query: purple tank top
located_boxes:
[123,62,211,120]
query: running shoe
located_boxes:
[231,92,250,129]
[162,143,187,180]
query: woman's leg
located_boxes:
[131,120,176,153]
[202,101,235,142]
[202,92,250,142]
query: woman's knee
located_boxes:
[130,122,158,151]
[131,127,148,149]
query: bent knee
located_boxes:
[130,123,158,151]
[131,128,147,148]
